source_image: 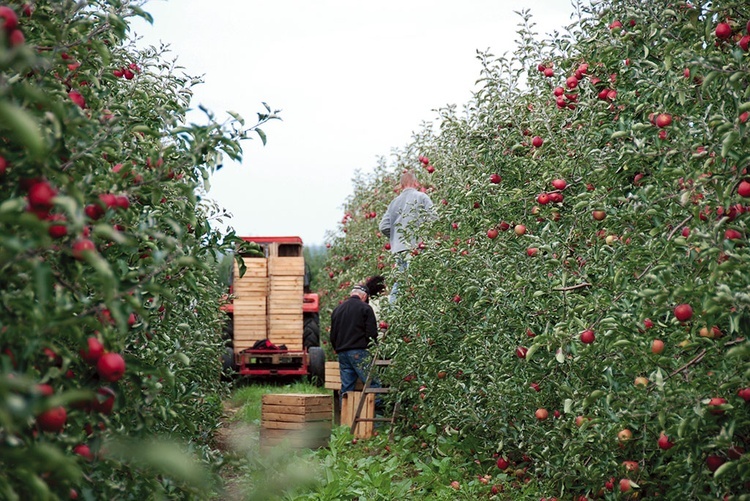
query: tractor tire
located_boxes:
[307,346,325,386]
[222,346,236,377]
[303,315,320,348]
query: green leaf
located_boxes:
[0,102,45,157]
[256,128,267,145]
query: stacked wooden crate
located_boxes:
[267,255,304,350]
[232,258,268,354]
[260,393,332,449]
[341,391,375,439]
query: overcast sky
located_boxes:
[132,0,576,247]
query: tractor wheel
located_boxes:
[222,346,236,377]
[303,315,320,348]
[308,346,325,386]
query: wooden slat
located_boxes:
[261,393,331,406]
[268,256,304,276]
[341,392,374,439]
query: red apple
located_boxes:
[715,22,732,40]
[619,478,632,493]
[728,445,745,460]
[651,339,665,354]
[643,318,654,329]
[527,247,538,257]
[543,67,554,77]
[97,352,126,382]
[0,155,7,175]
[85,203,104,220]
[496,457,510,470]
[707,397,727,415]
[529,382,541,392]
[580,329,595,344]
[80,336,104,365]
[740,35,750,51]
[48,215,67,239]
[673,303,693,322]
[450,481,460,490]
[73,444,93,461]
[706,455,725,472]
[537,193,550,205]
[553,86,564,96]
[655,113,672,128]
[551,178,567,190]
[69,90,86,109]
[622,460,639,471]
[514,224,526,236]
[618,429,632,442]
[657,432,674,450]
[452,294,461,303]
[37,406,67,432]
[738,387,750,402]
[92,387,115,414]
[609,20,623,30]
[566,76,578,89]
[487,228,498,239]
[0,6,19,30]
[516,346,528,359]
[535,408,549,420]
[72,238,95,260]
[724,229,742,240]
[738,180,750,198]
[592,210,606,221]
[490,173,502,184]
[28,180,57,209]
[532,136,544,148]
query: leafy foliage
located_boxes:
[0,1,277,498]
[323,0,750,498]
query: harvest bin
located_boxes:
[259,393,332,450]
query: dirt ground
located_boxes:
[213,401,257,500]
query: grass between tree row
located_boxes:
[223,380,548,501]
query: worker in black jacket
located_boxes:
[330,284,381,398]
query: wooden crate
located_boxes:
[324,361,340,390]
[260,393,332,449]
[341,391,374,439]
[233,296,267,353]
[268,256,304,276]
[323,361,363,391]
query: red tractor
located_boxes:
[222,236,324,382]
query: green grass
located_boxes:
[222,380,535,500]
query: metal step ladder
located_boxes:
[350,350,400,441]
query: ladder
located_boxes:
[350,348,400,441]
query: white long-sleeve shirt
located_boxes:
[379,187,434,254]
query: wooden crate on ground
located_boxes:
[260,393,332,449]
[341,391,374,439]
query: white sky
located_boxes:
[132,0,576,246]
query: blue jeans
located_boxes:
[338,349,381,407]
[388,252,410,304]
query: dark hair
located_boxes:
[364,275,386,297]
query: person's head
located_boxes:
[400,170,418,189]
[351,284,370,301]
[364,275,386,298]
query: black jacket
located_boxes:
[330,296,378,352]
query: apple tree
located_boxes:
[323,0,749,498]
[0,1,275,498]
